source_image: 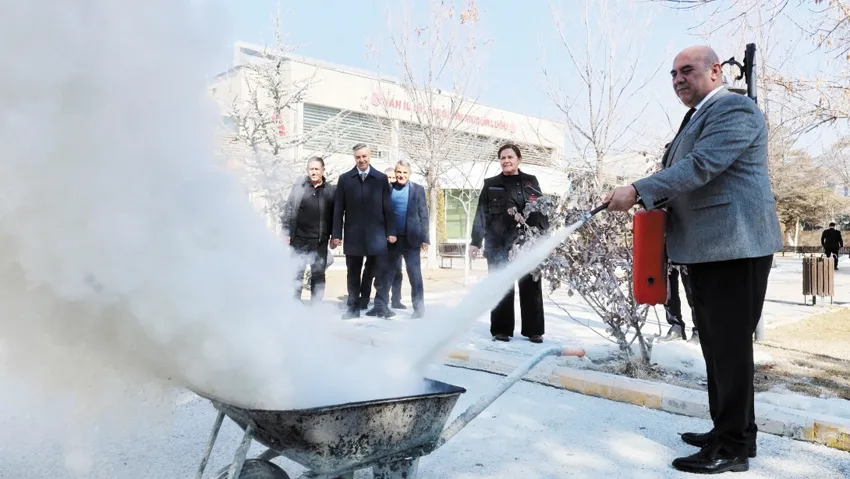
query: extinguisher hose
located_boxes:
[588,202,610,217]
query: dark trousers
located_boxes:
[387,238,424,312]
[291,237,329,302]
[360,255,403,306]
[687,255,773,457]
[824,247,839,269]
[347,254,389,310]
[487,252,545,337]
[664,266,697,333]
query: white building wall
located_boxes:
[216,43,572,240]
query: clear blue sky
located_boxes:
[214,0,841,156]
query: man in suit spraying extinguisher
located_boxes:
[605,45,783,474]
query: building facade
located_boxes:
[210,42,570,242]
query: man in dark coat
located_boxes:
[331,143,397,319]
[359,167,406,309]
[821,222,843,270]
[281,156,335,302]
[386,160,429,317]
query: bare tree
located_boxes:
[654,0,850,131]
[225,10,351,233]
[440,133,502,285]
[514,0,664,371]
[820,136,850,189]
[769,124,838,242]
[367,0,488,267]
[513,172,655,373]
[542,0,665,176]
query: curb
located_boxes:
[444,347,850,453]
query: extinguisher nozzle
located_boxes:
[559,347,586,358]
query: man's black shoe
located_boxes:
[341,308,360,320]
[366,307,396,319]
[672,446,749,474]
[682,432,757,458]
[391,302,407,309]
[411,310,424,319]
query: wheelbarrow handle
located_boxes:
[436,345,586,447]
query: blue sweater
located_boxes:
[391,183,409,235]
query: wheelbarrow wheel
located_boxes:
[212,459,291,479]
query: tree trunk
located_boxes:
[463,205,472,286]
[426,169,439,269]
[794,219,800,248]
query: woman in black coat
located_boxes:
[468,144,548,343]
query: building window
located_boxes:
[221,115,237,132]
[302,103,391,156]
[444,189,480,241]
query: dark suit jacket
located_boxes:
[470,171,548,256]
[822,228,844,250]
[391,181,430,248]
[332,166,397,256]
[281,176,335,240]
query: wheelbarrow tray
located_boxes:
[206,378,466,475]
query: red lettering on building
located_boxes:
[271,112,286,137]
[369,92,516,132]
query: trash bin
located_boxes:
[802,256,834,305]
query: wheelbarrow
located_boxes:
[193,345,585,479]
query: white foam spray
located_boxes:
[0,0,424,413]
[0,0,591,433]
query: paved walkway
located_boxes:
[2,365,846,478]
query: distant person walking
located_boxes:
[332,143,397,319]
[469,144,549,343]
[386,160,429,318]
[282,156,335,302]
[821,222,843,270]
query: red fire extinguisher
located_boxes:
[632,209,668,305]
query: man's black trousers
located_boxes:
[291,237,329,301]
[664,266,697,334]
[346,254,389,310]
[359,256,403,307]
[687,254,773,458]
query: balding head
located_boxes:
[671,45,723,108]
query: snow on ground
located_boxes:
[1,365,847,478]
[342,255,850,422]
[756,388,850,421]
[649,342,776,379]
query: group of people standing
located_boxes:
[282,143,429,320]
[281,140,550,343]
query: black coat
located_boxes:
[822,228,844,250]
[391,181,430,248]
[333,166,397,256]
[470,170,549,256]
[281,176,335,240]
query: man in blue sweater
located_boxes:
[386,160,430,318]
